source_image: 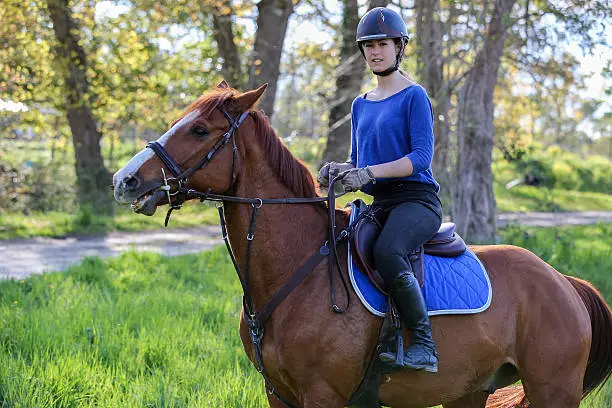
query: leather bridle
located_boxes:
[147,107,248,198]
[143,104,354,408]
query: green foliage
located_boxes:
[515,153,556,188]
[500,223,612,305]
[283,135,326,164]
[497,1,610,158]
[0,156,77,214]
[0,226,609,406]
[272,42,339,140]
[0,0,60,110]
[24,162,78,213]
[0,161,27,212]
[495,144,612,195]
[1,0,239,177]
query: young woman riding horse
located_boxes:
[319,7,441,373]
[113,13,611,408]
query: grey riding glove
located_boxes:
[337,167,376,192]
[317,162,354,188]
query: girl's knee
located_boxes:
[373,241,407,282]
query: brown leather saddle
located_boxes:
[350,200,467,294]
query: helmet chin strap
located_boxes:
[373,66,397,76]
[371,41,406,77]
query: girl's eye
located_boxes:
[192,126,208,137]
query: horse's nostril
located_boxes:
[123,175,140,190]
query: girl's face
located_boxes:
[362,39,400,71]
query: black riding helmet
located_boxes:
[356,7,409,76]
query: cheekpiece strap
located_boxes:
[146,141,183,177]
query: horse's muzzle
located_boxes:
[113,172,142,204]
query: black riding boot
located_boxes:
[379,271,438,372]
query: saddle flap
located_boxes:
[349,201,469,290]
[353,216,387,293]
[350,202,424,289]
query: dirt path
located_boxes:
[1,211,611,280]
[0,226,221,280]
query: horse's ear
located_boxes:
[217,79,230,89]
[234,83,268,112]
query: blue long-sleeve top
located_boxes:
[349,84,440,194]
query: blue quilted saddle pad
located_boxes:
[347,208,492,317]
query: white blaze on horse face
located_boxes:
[113,109,201,194]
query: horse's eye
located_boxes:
[192,126,209,137]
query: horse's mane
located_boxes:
[177,88,320,199]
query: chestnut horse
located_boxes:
[113,83,611,408]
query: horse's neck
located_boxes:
[222,164,327,310]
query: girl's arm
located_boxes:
[368,156,413,178]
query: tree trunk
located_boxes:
[452,0,516,241]
[248,0,294,118]
[321,0,362,164]
[321,0,389,164]
[46,0,112,213]
[212,1,244,89]
[415,0,451,206]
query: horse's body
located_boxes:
[113,84,611,407]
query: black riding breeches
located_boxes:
[371,184,442,287]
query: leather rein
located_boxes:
[145,105,352,407]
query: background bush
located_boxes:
[0,160,77,213]
[2,138,611,217]
[508,145,612,194]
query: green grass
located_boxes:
[0,225,610,406]
[0,201,219,240]
[0,248,268,407]
[499,223,612,304]
[495,184,612,213]
[0,191,370,241]
[3,186,609,241]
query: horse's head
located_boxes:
[113,81,267,215]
